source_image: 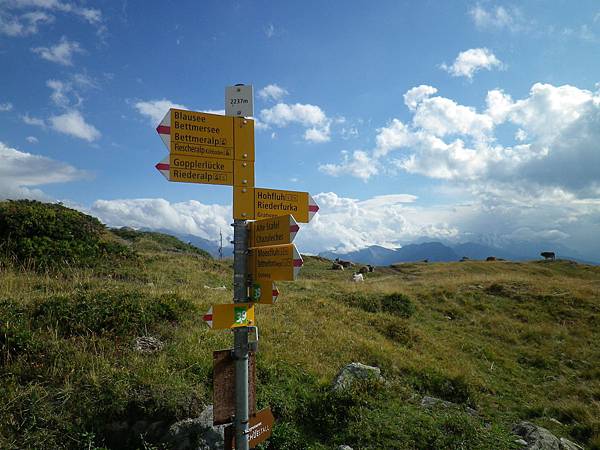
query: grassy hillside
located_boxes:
[1,202,599,449]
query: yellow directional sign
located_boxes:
[233,188,320,222]
[249,244,303,281]
[156,110,255,161]
[169,154,234,185]
[250,280,279,305]
[203,303,255,329]
[249,215,299,248]
[170,109,234,158]
[156,155,254,187]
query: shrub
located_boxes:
[408,368,474,406]
[0,200,132,270]
[32,290,194,338]
[338,291,415,318]
[381,293,415,318]
[0,299,35,364]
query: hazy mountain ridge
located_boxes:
[319,240,597,265]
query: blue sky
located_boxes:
[1,0,600,259]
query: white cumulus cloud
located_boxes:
[323,81,600,198]
[258,84,289,102]
[260,102,332,142]
[319,150,379,181]
[90,198,232,242]
[0,102,13,111]
[441,48,502,79]
[49,110,100,141]
[403,85,438,111]
[0,10,53,36]
[0,1,102,38]
[0,141,86,199]
[32,36,83,66]
[134,99,188,125]
[469,4,518,30]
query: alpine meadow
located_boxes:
[1,201,598,449]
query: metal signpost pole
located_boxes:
[233,219,249,450]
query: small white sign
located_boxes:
[225,84,254,117]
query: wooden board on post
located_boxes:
[213,350,256,426]
[224,407,275,450]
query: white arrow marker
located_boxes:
[308,194,319,222]
[156,110,171,152]
[289,215,299,243]
[293,245,303,279]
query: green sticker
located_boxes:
[252,283,261,301]
[234,306,248,325]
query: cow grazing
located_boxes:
[335,258,354,268]
[541,251,556,261]
[358,266,369,274]
[460,256,470,262]
[367,264,375,272]
[486,256,497,261]
[331,262,344,270]
[351,273,364,282]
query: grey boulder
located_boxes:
[513,421,582,450]
[165,405,225,450]
[332,362,382,391]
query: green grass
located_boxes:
[1,205,599,449]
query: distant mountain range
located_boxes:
[137,228,233,258]
[319,241,596,266]
[134,226,596,265]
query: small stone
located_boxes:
[420,396,478,416]
[338,446,354,450]
[134,336,164,354]
[515,439,528,446]
[559,437,584,450]
[164,405,225,450]
[332,362,382,391]
[513,421,560,450]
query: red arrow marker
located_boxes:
[308,194,319,221]
[155,155,170,180]
[293,246,304,278]
[203,307,213,328]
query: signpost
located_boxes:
[156,109,255,161]
[226,85,254,117]
[155,155,254,186]
[233,187,319,222]
[203,303,255,329]
[213,350,256,426]
[224,407,275,449]
[249,244,303,281]
[249,214,299,248]
[251,281,279,305]
[152,85,320,450]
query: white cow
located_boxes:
[351,273,364,282]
